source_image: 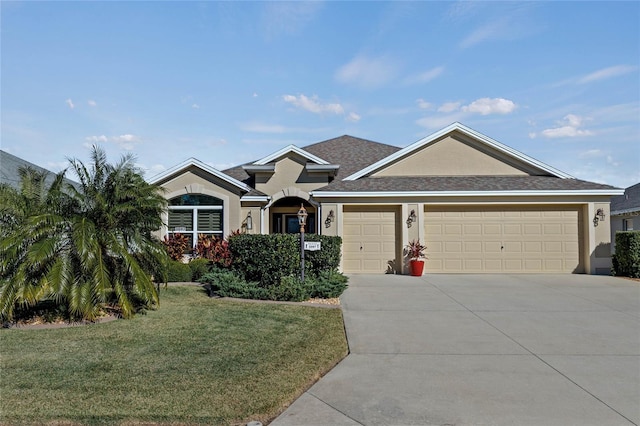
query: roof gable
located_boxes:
[252,144,329,166]
[148,158,252,192]
[344,123,573,181]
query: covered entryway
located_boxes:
[424,205,583,273]
[342,206,400,273]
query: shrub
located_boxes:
[268,275,312,302]
[229,234,343,287]
[189,258,211,282]
[195,234,233,268]
[166,260,192,282]
[163,233,189,261]
[612,231,640,278]
[304,235,343,276]
[308,270,348,299]
[229,234,300,287]
[199,271,268,300]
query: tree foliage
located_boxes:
[0,147,168,321]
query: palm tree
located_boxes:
[0,147,168,322]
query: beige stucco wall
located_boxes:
[373,134,538,177]
[315,195,614,275]
[254,155,330,196]
[156,169,243,238]
[320,203,339,236]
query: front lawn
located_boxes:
[0,285,348,425]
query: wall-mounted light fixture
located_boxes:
[593,208,606,227]
[324,209,335,228]
[245,211,253,230]
[406,209,417,228]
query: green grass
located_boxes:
[0,285,348,426]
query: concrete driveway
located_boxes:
[272,274,640,426]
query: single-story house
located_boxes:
[149,122,624,275]
[610,182,640,250]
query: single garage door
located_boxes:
[424,205,582,273]
[343,206,399,273]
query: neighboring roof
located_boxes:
[344,122,573,181]
[610,183,640,215]
[0,150,78,190]
[148,157,253,192]
[311,176,622,197]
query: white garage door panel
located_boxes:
[343,207,398,274]
[425,206,582,273]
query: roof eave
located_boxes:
[148,158,252,192]
[310,189,625,198]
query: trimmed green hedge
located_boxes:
[199,269,348,302]
[188,258,211,282]
[197,234,347,301]
[228,234,342,287]
[612,231,640,278]
[166,260,192,282]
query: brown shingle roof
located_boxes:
[313,175,620,193]
[222,135,401,185]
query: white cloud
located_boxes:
[282,94,344,115]
[579,149,603,159]
[335,55,398,89]
[416,99,432,110]
[253,93,258,98]
[578,65,637,84]
[460,20,506,48]
[418,97,517,130]
[438,102,461,113]
[462,97,517,115]
[404,66,444,85]
[192,103,200,109]
[85,135,108,143]
[111,134,141,150]
[263,1,323,38]
[346,112,361,122]
[85,134,141,149]
[540,114,594,138]
[87,100,97,107]
[66,99,75,109]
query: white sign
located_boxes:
[304,241,321,251]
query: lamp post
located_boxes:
[297,203,308,281]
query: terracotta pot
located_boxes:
[409,259,425,276]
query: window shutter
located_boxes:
[168,210,193,231]
[197,210,222,232]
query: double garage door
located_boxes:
[342,205,582,274]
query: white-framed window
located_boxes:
[167,194,223,251]
[623,218,634,231]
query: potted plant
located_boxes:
[405,239,427,276]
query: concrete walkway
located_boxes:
[271,274,640,426]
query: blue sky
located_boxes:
[2,1,639,188]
